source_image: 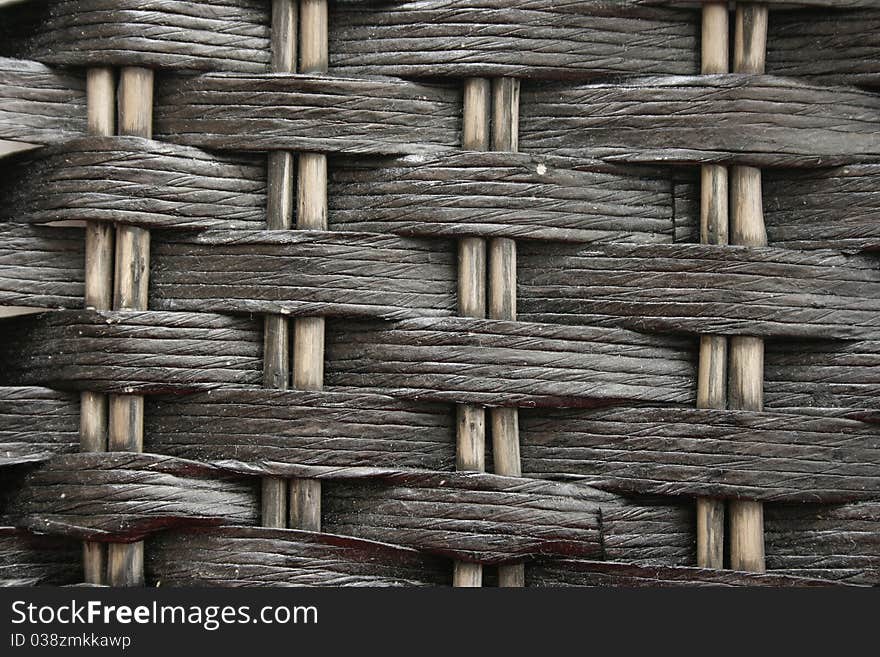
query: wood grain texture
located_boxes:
[765,339,880,411]
[0,224,84,309]
[0,527,80,586]
[0,137,266,230]
[0,310,263,393]
[325,317,696,407]
[519,406,880,503]
[602,498,695,566]
[8,453,259,541]
[147,526,449,587]
[527,559,852,588]
[329,153,675,243]
[0,387,79,466]
[768,9,880,87]
[0,57,85,145]
[329,0,699,79]
[520,75,880,167]
[765,501,880,585]
[150,230,457,319]
[675,166,880,252]
[155,73,460,155]
[517,243,880,339]
[322,472,610,564]
[0,0,271,72]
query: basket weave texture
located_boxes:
[0,0,878,588]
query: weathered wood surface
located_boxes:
[675,165,880,251]
[527,559,850,588]
[0,527,80,587]
[517,242,880,339]
[520,75,880,167]
[147,526,449,587]
[8,453,259,541]
[330,153,674,243]
[151,231,457,319]
[155,74,460,155]
[0,387,78,466]
[322,472,610,564]
[601,498,695,565]
[765,502,880,585]
[0,0,271,73]
[519,407,880,503]
[147,389,455,473]
[0,310,263,393]
[765,339,880,411]
[330,1,698,79]
[0,57,85,145]
[1,137,266,230]
[325,317,696,407]
[2,311,876,413]
[3,385,873,505]
[0,224,84,309]
[768,10,880,87]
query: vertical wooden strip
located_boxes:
[261,0,298,529]
[696,1,729,570]
[729,2,768,574]
[289,0,329,533]
[452,77,490,588]
[81,67,115,585]
[489,77,524,588]
[107,66,153,587]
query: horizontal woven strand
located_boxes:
[601,498,694,566]
[7,455,614,564]
[329,152,675,242]
[1,137,267,230]
[518,243,880,339]
[0,387,78,466]
[325,317,696,407]
[155,73,461,155]
[0,527,79,586]
[151,231,458,318]
[768,9,880,87]
[2,385,874,504]
[674,165,880,251]
[8,452,259,541]
[0,0,271,72]
[0,310,263,393]
[765,502,880,585]
[329,1,698,80]
[0,224,84,309]
[765,339,880,410]
[148,389,455,473]
[527,559,849,587]
[0,57,85,145]
[322,472,609,564]
[520,74,880,167]
[2,313,876,413]
[520,407,880,503]
[147,526,450,587]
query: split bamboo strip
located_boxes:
[81,67,115,585]
[289,0,328,532]
[490,77,525,588]
[260,0,297,530]
[729,2,768,573]
[696,1,729,571]
[452,77,490,588]
[107,66,153,587]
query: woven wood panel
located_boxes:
[0,0,878,588]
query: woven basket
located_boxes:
[0,0,877,588]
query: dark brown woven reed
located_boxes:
[0,0,878,588]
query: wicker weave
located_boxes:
[0,0,878,588]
